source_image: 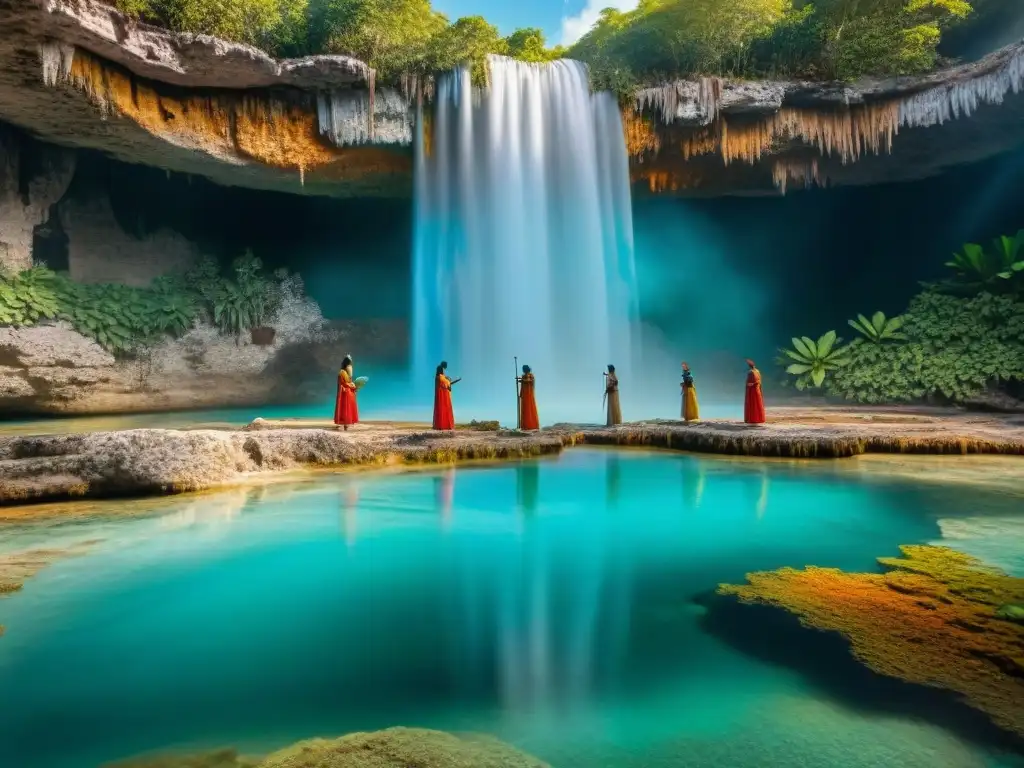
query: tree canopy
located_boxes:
[111,0,981,89]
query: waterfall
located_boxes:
[412,56,638,422]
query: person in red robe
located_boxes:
[432,361,458,430]
[334,355,358,430]
[744,358,766,424]
[517,364,540,430]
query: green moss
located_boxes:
[0,255,303,357]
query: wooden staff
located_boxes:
[514,356,521,430]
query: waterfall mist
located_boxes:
[412,56,639,425]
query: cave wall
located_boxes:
[0,125,76,273]
[0,126,409,417]
[59,193,202,285]
[632,141,1024,386]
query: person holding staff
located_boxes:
[517,364,540,431]
[604,364,622,426]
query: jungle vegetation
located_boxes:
[107,0,989,91]
[780,229,1024,406]
[0,253,297,356]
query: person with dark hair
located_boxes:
[744,358,766,424]
[517,364,540,430]
[334,354,358,430]
[681,362,699,422]
[604,364,622,426]
[433,361,459,430]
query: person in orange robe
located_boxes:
[744,358,766,424]
[432,361,458,430]
[517,364,540,430]
[334,355,358,430]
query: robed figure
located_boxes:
[334,355,359,430]
[518,365,540,431]
[433,361,457,430]
[681,362,699,422]
[605,364,622,426]
[744,358,766,424]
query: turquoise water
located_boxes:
[0,449,1022,767]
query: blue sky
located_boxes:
[432,0,639,47]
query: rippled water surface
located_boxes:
[0,449,1022,768]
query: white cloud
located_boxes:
[560,0,640,47]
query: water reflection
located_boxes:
[757,469,770,520]
[435,468,455,527]
[516,463,540,516]
[606,454,621,507]
[340,483,360,546]
[685,459,708,509]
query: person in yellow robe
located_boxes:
[681,362,699,422]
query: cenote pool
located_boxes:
[1,449,1022,768]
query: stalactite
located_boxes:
[621,110,660,158]
[634,44,1023,170]
[676,103,900,166]
[899,45,1024,129]
[635,77,723,125]
[317,88,413,147]
[698,77,723,124]
[772,158,823,194]
[46,47,368,175]
[367,68,376,142]
[632,169,704,193]
[38,40,75,87]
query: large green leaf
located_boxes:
[811,367,826,387]
[786,363,812,374]
[816,330,837,357]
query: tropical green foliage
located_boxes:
[211,252,283,336]
[570,0,975,86]
[0,255,292,356]
[943,230,1024,292]
[0,267,61,326]
[827,291,1024,404]
[109,0,977,89]
[779,330,851,390]
[848,311,906,343]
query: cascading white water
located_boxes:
[412,56,638,422]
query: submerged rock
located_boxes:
[718,545,1024,739]
[260,728,549,767]
[106,728,548,768]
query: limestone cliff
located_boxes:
[1,0,1023,200]
[0,0,412,198]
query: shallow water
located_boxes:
[0,449,1022,768]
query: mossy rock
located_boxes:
[105,748,258,768]
[996,604,1024,623]
[108,729,550,768]
[460,420,501,432]
[259,728,550,767]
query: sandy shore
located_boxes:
[0,407,1020,507]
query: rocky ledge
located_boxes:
[1,408,1021,506]
[0,0,411,198]
[3,0,1024,198]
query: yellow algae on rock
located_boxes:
[105,748,258,767]
[59,48,409,182]
[719,545,1024,738]
[105,728,549,768]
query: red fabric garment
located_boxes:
[519,373,540,430]
[744,367,766,424]
[433,373,455,430]
[334,369,359,425]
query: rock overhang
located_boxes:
[1,0,1023,199]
